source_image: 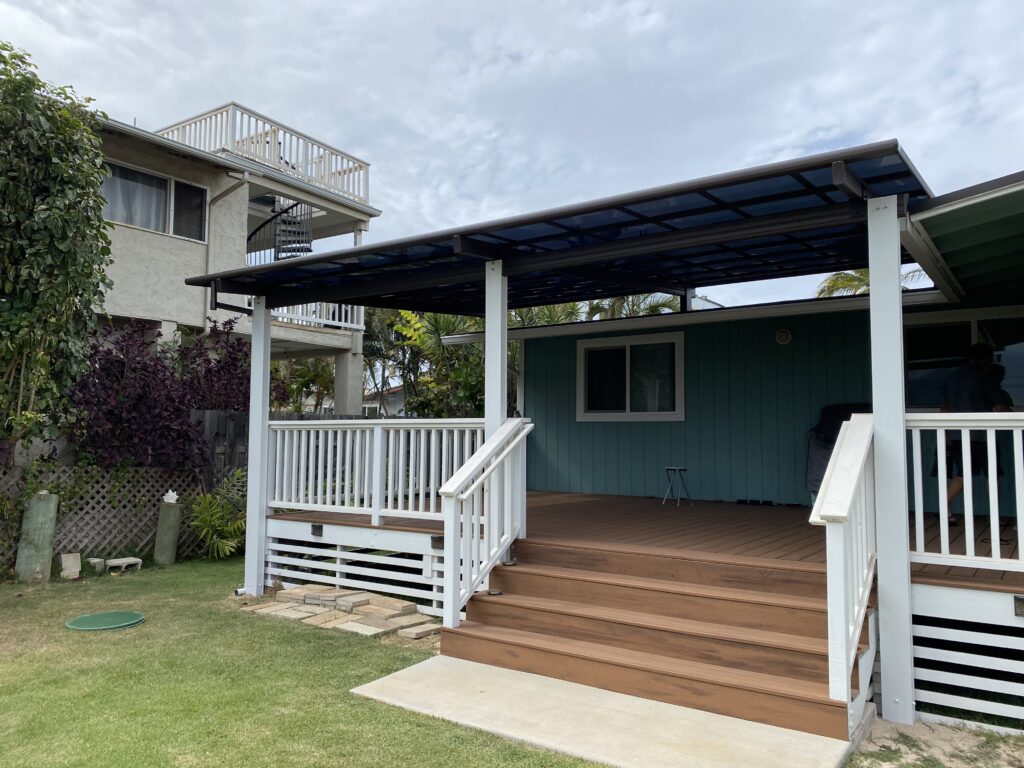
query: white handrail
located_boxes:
[906,412,1024,571]
[809,413,878,737]
[440,418,533,628]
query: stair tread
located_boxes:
[448,621,842,706]
[471,592,828,655]
[500,563,828,611]
[520,537,827,574]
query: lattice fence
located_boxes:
[0,465,206,569]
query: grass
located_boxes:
[0,559,600,768]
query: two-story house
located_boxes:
[96,103,380,414]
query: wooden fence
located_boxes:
[0,465,205,570]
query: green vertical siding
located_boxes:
[524,310,872,506]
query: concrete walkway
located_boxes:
[353,656,852,768]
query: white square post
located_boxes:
[244,296,272,596]
[484,260,508,439]
[868,196,915,724]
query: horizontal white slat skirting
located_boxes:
[913,622,1024,651]
[914,689,1024,721]
[269,541,427,567]
[912,582,1024,730]
[910,553,1024,572]
[914,667,1024,698]
[266,554,441,587]
[266,518,438,554]
[913,644,1024,676]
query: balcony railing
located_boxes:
[158,103,370,204]
[271,302,365,331]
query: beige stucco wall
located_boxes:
[99,130,355,355]
[100,131,249,329]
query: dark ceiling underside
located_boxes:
[188,140,932,315]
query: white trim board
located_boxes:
[443,296,1024,345]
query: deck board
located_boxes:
[269,491,1024,592]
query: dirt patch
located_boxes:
[851,718,1024,768]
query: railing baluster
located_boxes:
[1015,429,1024,560]
[937,428,949,554]
[912,428,924,553]
[988,429,1000,560]
[962,432,975,558]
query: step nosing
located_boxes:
[499,565,827,610]
[473,594,828,653]
[446,624,842,707]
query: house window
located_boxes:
[576,332,684,421]
[101,163,208,242]
[172,181,207,240]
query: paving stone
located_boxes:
[322,615,363,629]
[385,613,434,629]
[299,605,332,615]
[338,621,389,637]
[277,586,332,602]
[354,603,413,620]
[352,616,401,634]
[271,608,312,619]
[254,603,292,614]
[367,595,417,614]
[397,622,441,639]
[336,593,371,610]
[301,610,348,626]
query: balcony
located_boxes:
[158,103,370,205]
[270,302,365,332]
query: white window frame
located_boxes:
[103,160,210,244]
[575,331,685,422]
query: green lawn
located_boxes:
[0,559,598,768]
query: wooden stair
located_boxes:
[441,537,856,740]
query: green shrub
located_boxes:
[190,470,246,559]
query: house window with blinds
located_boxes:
[576,332,685,422]
[101,163,208,242]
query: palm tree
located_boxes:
[816,267,927,298]
[586,293,681,320]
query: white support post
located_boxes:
[243,297,272,596]
[868,196,915,724]
[484,260,508,439]
[442,494,459,628]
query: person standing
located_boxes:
[939,344,1008,509]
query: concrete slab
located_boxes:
[353,656,851,768]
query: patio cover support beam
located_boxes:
[485,260,508,438]
[243,296,272,596]
[868,196,915,724]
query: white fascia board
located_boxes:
[441,291,947,345]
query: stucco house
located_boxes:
[98,103,379,413]
[190,140,1024,743]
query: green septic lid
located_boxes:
[66,611,145,631]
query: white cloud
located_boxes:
[4,0,1022,304]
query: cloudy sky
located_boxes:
[5,1,1023,305]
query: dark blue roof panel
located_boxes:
[188,139,932,315]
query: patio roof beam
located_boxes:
[501,204,866,277]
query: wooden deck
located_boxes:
[269,491,1024,592]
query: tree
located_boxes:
[0,43,111,458]
[815,267,927,298]
[586,294,680,320]
[288,357,336,411]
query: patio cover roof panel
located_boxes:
[187,139,932,315]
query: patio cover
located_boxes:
[910,171,1024,307]
[187,140,933,314]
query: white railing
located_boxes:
[271,303,365,331]
[268,419,484,523]
[440,418,533,628]
[809,413,878,736]
[906,412,1024,571]
[158,102,370,204]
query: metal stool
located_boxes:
[662,466,693,506]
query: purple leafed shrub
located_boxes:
[67,319,253,469]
